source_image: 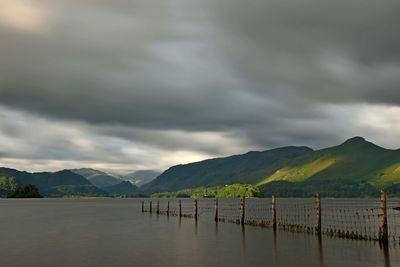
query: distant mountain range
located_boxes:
[114,170,161,186]
[142,137,400,196]
[0,167,159,197]
[2,137,400,197]
[0,168,105,196]
[71,168,123,189]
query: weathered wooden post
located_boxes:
[214,198,219,223]
[156,200,160,214]
[194,199,198,221]
[149,201,153,214]
[141,200,144,213]
[179,200,182,218]
[315,193,321,236]
[167,201,170,216]
[240,196,246,226]
[272,195,277,230]
[379,190,388,243]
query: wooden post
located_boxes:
[194,199,198,221]
[379,190,388,243]
[141,200,144,213]
[240,196,245,226]
[149,201,152,214]
[272,195,277,230]
[214,198,219,223]
[156,200,160,214]
[315,193,321,236]
[167,201,170,216]
[179,200,182,218]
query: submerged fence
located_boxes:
[142,191,400,244]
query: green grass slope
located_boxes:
[258,137,400,190]
[141,146,313,193]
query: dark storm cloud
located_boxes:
[0,0,400,171]
[205,0,400,104]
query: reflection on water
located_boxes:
[272,229,279,267]
[317,235,324,267]
[381,243,391,267]
[0,199,398,267]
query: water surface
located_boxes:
[0,198,399,267]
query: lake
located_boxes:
[0,198,399,267]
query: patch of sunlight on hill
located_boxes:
[372,163,400,188]
[257,158,339,186]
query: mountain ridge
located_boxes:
[0,168,105,196]
[257,136,400,188]
[142,137,400,196]
[2,136,400,197]
[141,146,314,193]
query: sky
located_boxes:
[1,0,400,173]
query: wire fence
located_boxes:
[142,191,400,243]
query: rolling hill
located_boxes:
[257,137,400,188]
[0,168,105,196]
[2,137,399,197]
[141,146,314,193]
[257,137,400,196]
[71,168,122,188]
[142,137,400,196]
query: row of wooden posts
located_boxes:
[142,190,389,243]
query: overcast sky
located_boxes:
[1,0,400,172]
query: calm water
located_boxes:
[0,199,399,267]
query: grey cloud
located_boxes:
[0,0,400,171]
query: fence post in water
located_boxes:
[156,200,160,214]
[194,199,198,221]
[315,193,321,236]
[141,200,144,213]
[240,196,246,226]
[167,201,170,216]
[214,198,219,223]
[149,201,152,214]
[272,195,277,230]
[379,190,388,243]
[179,200,182,218]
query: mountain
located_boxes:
[71,168,122,188]
[142,137,400,197]
[71,168,160,188]
[2,136,399,197]
[115,170,161,186]
[141,146,314,193]
[103,181,140,195]
[0,168,105,196]
[258,137,400,187]
[257,137,400,196]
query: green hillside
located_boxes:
[141,146,313,193]
[257,137,400,189]
[143,137,400,197]
[0,168,105,197]
[2,137,399,197]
